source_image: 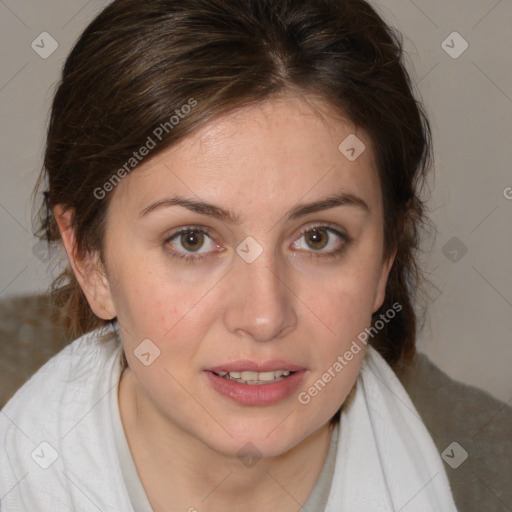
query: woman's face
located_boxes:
[90,94,395,457]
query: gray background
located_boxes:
[0,0,511,404]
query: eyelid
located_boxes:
[295,221,350,241]
[165,224,216,240]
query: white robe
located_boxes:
[0,327,458,511]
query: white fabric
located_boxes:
[331,347,458,511]
[0,327,458,511]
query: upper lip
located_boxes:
[207,360,306,373]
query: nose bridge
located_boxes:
[223,243,297,342]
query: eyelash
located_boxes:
[164,223,351,263]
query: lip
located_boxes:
[207,359,306,373]
[204,369,307,406]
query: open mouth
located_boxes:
[205,367,307,405]
[211,369,297,385]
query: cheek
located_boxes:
[298,273,374,413]
[109,262,192,341]
[110,263,223,379]
[297,258,382,342]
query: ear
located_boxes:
[372,247,397,314]
[53,204,116,320]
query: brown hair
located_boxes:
[33,0,434,389]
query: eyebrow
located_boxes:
[138,191,370,223]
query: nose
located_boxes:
[223,250,298,342]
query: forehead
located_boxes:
[109,94,381,219]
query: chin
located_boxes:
[199,415,313,459]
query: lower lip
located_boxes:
[204,370,307,406]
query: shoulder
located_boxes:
[0,326,130,511]
[1,326,120,424]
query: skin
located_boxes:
[55,92,396,512]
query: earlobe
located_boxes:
[53,204,117,320]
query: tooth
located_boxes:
[221,369,293,382]
[258,371,277,381]
[240,371,259,380]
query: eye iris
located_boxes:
[181,230,204,252]
[306,228,328,250]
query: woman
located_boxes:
[0,0,458,510]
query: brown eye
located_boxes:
[165,227,219,259]
[304,228,329,250]
[180,230,205,252]
[291,224,349,258]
